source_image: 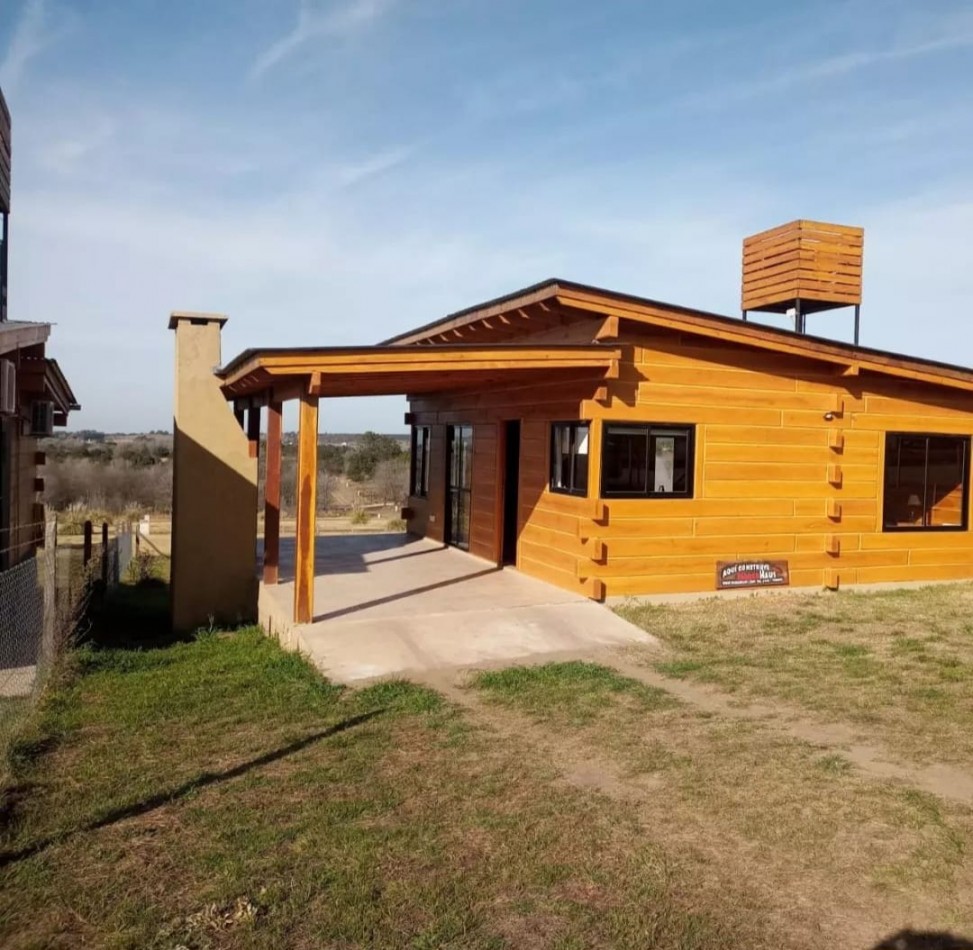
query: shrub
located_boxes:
[126,553,166,587]
[56,509,114,536]
[350,509,370,525]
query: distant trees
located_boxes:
[318,444,347,475]
[42,430,408,518]
[373,456,409,505]
[345,432,404,482]
[45,458,172,514]
[42,434,174,516]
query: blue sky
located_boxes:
[2,0,972,433]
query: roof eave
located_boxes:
[0,321,51,356]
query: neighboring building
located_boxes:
[174,219,973,628]
[0,87,79,569]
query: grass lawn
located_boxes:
[0,629,766,950]
[616,583,973,765]
[471,660,973,946]
[4,578,973,949]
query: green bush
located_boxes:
[350,509,371,525]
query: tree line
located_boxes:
[42,431,410,519]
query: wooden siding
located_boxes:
[742,220,864,314]
[406,319,973,600]
[407,358,603,597]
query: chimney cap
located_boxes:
[168,311,229,331]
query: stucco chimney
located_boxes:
[169,313,258,632]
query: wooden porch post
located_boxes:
[294,384,319,623]
[246,404,261,458]
[263,397,282,585]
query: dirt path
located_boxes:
[415,643,973,809]
[604,651,973,808]
[417,667,950,950]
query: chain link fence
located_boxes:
[0,520,134,770]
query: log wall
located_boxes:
[406,321,973,599]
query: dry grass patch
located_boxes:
[616,583,973,765]
[471,661,973,945]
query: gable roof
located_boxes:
[382,278,973,395]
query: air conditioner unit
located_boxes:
[0,359,15,416]
[29,400,55,437]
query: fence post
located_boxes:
[101,522,109,587]
[83,521,93,567]
[42,520,57,662]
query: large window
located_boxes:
[410,426,430,498]
[601,423,694,499]
[550,422,590,496]
[883,433,970,531]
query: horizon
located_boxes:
[3,0,973,432]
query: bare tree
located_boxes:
[373,457,409,506]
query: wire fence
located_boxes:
[0,519,135,773]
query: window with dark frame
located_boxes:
[410,425,430,498]
[550,422,590,496]
[601,423,694,499]
[883,433,970,531]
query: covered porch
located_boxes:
[257,533,656,683]
[218,340,622,625]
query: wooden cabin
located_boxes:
[387,275,973,600]
[206,219,972,628]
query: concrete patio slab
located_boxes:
[259,534,658,683]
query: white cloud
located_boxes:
[252,0,398,80]
[333,145,415,187]
[682,10,973,109]
[0,0,70,91]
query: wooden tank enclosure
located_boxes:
[742,219,864,339]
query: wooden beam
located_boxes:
[594,315,620,342]
[246,405,261,459]
[294,387,319,624]
[272,379,304,403]
[263,398,283,586]
[219,345,623,397]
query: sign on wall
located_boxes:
[716,560,790,590]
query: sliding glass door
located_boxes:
[446,424,473,550]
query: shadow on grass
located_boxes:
[872,930,973,949]
[0,708,383,869]
[81,574,175,649]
